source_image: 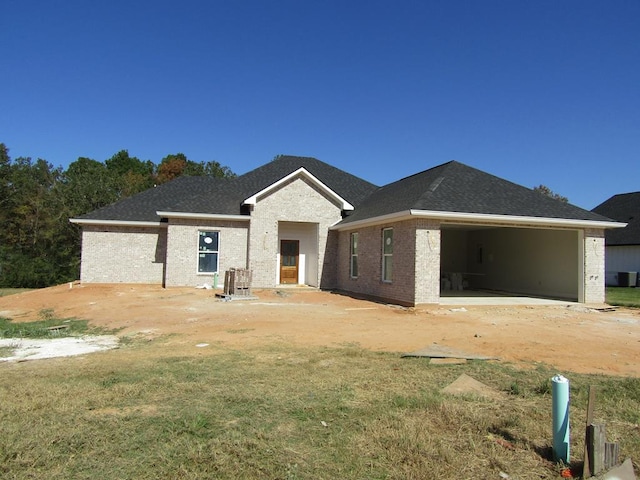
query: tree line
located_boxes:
[0,144,235,288]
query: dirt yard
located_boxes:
[1,283,639,376]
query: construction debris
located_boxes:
[594,458,636,480]
[442,373,504,401]
[402,344,498,361]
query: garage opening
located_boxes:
[440,225,580,302]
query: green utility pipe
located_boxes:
[552,374,570,464]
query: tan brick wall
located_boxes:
[336,219,441,306]
[414,220,441,304]
[583,228,606,303]
[80,225,166,284]
[248,176,343,287]
[164,218,249,287]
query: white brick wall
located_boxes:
[583,228,606,303]
[164,218,249,287]
[80,225,166,284]
[414,220,441,304]
[78,193,606,306]
[248,176,343,288]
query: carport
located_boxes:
[440,223,582,302]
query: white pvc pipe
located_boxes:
[552,374,570,463]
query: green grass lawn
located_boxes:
[606,286,640,307]
[1,341,638,480]
[0,288,35,297]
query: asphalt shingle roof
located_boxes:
[75,176,227,222]
[339,160,612,225]
[76,157,615,226]
[77,156,379,222]
[592,192,640,245]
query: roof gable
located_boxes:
[161,155,378,216]
[243,167,354,210]
[233,155,378,207]
[592,192,640,245]
[73,155,378,223]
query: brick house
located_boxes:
[592,192,640,286]
[71,156,624,305]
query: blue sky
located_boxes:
[2,0,639,210]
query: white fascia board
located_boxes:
[331,209,627,231]
[69,218,166,228]
[410,210,628,229]
[156,211,250,221]
[242,167,355,210]
[330,211,414,230]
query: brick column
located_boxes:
[583,228,606,303]
[414,220,441,304]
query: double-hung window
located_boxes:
[382,228,393,282]
[198,231,219,273]
[350,233,358,278]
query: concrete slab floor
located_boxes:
[439,289,579,306]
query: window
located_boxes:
[350,233,358,278]
[382,228,393,282]
[198,231,219,273]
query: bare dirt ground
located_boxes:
[1,283,639,376]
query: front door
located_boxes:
[280,240,299,284]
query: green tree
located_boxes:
[157,154,236,184]
[105,150,154,196]
[0,143,12,216]
[199,160,236,179]
[533,184,568,203]
[0,144,237,288]
[62,157,118,215]
[0,155,69,287]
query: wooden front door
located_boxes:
[280,240,299,284]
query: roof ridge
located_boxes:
[611,191,640,198]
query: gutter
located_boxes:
[69,218,167,228]
[156,211,250,221]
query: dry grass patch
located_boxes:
[0,340,638,479]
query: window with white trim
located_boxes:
[198,231,219,273]
[350,232,358,278]
[382,228,393,282]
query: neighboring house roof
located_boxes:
[337,161,615,228]
[592,192,640,246]
[72,156,379,224]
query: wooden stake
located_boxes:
[604,442,620,470]
[587,423,606,476]
[583,386,596,478]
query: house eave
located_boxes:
[242,167,355,211]
[156,211,251,221]
[411,210,627,229]
[69,218,167,228]
[331,209,628,231]
[331,211,415,230]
